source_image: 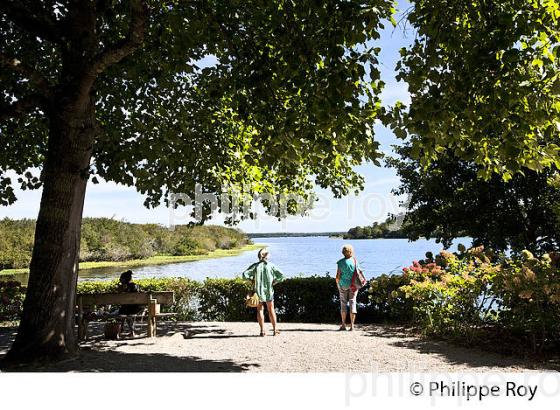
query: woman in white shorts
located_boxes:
[336,244,360,331]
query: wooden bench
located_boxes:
[76,291,176,341]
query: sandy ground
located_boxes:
[0,322,557,372]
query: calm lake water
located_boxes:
[73,236,471,282]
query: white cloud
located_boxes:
[380,80,410,107]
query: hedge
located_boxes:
[1,276,399,324]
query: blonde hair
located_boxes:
[258,248,269,261]
[342,244,354,257]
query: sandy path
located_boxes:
[0,322,555,372]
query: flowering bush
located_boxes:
[367,273,414,322]
[493,251,560,353]
[370,245,560,354]
[399,247,500,339]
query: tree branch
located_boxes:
[0,94,44,122]
[0,0,62,43]
[0,53,53,97]
[91,0,148,76]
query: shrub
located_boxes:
[197,278,254,321]
[77,278,201,321]
[367,273,414,323]
[0,219,35,269]
[1,275,422,326]
[73,276,378,324]
[275,276,340,323]
[0,280,26,322]
[493,252,560,353]
[383,246,560,354]
[400,247,500,340]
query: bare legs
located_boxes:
[339,287,357,331]
[339,311,356,330]
[255,301,279,336]
[266,301,278,334]
[256,303,265,335]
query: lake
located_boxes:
[76,236,471,282]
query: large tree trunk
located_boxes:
[3,97,97,366]
[0,0,146,367]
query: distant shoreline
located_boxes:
[0,243,263,276]
[248,232,346,238]
[247,232,410,240]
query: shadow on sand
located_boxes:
[362,324,560,371]
[0,323,259,372]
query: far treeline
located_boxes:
[249,232,345,238]
[0,218,251,270]
[343,217,406,240]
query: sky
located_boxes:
[1,1,415,233]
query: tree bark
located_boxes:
[0,0,147,367]
[3,96,98,366]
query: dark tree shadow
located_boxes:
[0,323,259,372]
[4,350,258,372]
[361,324,560,371]
[279,328,339,333]
[0,326,17,357]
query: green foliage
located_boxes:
[0,219,34,270]
[197,278,253,321]
[194,276,357,323]
[275,276,340,323]
[0,280,25,322]
[1,0,396,219]
[77,278,202,321]
[493,251,560,353]
[367,273,414,322]
[388,145,560,252]
[0,217,251,269]
[400,248,500,340]
[378,246,560,354]
[344,216,406,239]
[76,276,360,323]
[2,276,381,324]
[390,0,560,178]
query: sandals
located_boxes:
[339,325,347,331]
[259,331,265,337]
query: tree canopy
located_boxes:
[388,143,560,253]
[1,0,395,216]
[343,216,406,239]
[389,0,560,179]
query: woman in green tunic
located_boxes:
[242,248,284,336]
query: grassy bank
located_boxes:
[0,217,258,274]
[0,243,263,276]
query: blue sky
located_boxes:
[2,1,414,233]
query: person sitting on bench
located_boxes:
[117,270,143,337]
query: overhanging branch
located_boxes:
[0,53,52,97]
[91,0,148,75]
[73,0,148,104]
[0,0,62,43]
[0,94,44,122]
